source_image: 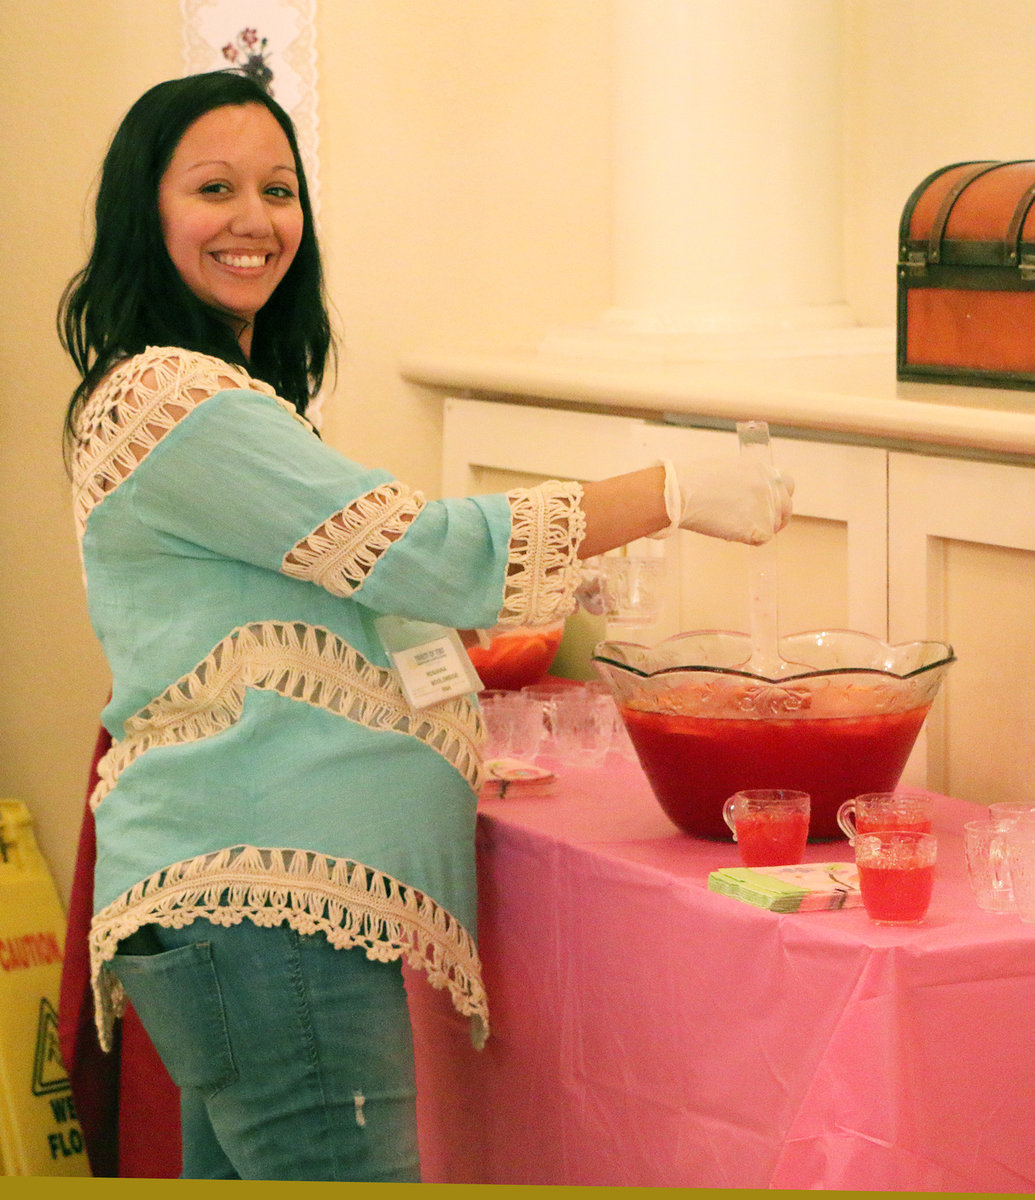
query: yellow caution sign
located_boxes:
[0,801,91,1176]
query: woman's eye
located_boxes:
[199,182,230,196]
[266,184,296,200]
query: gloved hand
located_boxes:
[651,457,794,544]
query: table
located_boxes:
[406,755,1035,1191]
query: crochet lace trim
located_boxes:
[89,844,489,1052]
[281,481,426,596]
[71,346,308,543]
[279,478,587,622]
[498,481,587,626]
[72,351,586,625]
[90,620,485,810]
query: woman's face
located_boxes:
[158,103,304,353]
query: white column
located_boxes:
[543,0,885,360]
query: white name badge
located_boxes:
[374,615,483,709]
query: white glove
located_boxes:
[651,457,794,545]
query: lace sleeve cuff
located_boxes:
[498,480,586,627]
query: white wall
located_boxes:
[0,0,183,905]
[317,1,612,487]
[843,0,1035,325]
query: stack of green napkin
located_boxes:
[708,862,861,912]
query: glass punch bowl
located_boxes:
[592,629,955,840]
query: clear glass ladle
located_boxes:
[736,419,792,678]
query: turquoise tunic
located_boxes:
[72,347,585,1049]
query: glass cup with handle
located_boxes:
[988,801,1035,825]
[1004,821,1035,925]
[722,789,811,868]
[550,686,616,767]
[963,819,1015,913]
[479,690,545,763]
[837,790,934,845]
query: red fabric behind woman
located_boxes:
[58,723,182,1177]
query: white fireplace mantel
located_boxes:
[399,343,1035,463]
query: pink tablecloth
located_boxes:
[406,755,1035,1191]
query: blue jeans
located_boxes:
[106,920,421,1181]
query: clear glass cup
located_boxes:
[599,556,666,627]
[963,819,1015,913]
[479,691,545,763]
[520,681,572,757]
[836,790,934,844]
[722,789,811,868]
[988,801,1035,825]
[551,687,615,767]
[1005,823,1035,925]
[855,830,937,925]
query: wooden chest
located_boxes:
[897,159,1035,389]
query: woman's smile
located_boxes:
[212,250,273,269]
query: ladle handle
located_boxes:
[736,420,781,676]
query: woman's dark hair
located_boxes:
[59,70,332,460]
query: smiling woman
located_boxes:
[157,103,303,354]
[55,68,791,1184]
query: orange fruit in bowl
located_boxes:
[467,623,564,691]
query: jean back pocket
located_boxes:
[106,940,237,1095]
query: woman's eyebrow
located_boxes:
[183,158,298,174]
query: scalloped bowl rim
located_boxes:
[592,628,956,685]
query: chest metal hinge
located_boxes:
[899,247,927,278]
